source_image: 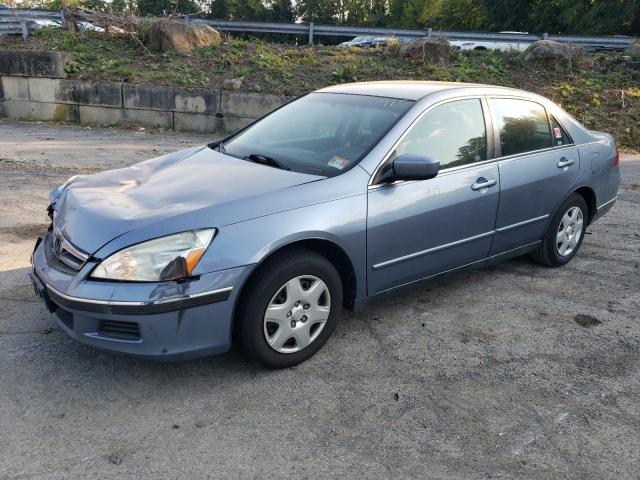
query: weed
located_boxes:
[99,59,119,71]
[626,87,640,98]
[64,61,81,74]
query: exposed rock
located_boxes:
[223,77,243,90]
[147,20,222,54]
[524,40,582,68]
[398,37,450,65]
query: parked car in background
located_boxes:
[31,81,620,368]
[340,35,415,47]
[450,31,531,51]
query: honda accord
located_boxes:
[30,81,620,368]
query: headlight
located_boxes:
[91,229,216,282]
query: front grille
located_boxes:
[51,224,88,270]
[99,320,141,341]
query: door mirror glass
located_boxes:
[392,154,440,181]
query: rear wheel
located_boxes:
[235,248,343,369]
[530,193,587,267]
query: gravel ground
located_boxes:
[1,120,639,480]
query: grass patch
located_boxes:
[1,29,639,149]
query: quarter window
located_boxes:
[392,99,487,169]
[550,115,573,146]
[490,98,553,156]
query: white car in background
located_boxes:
[340,36,415,48]
[451,31,531,52]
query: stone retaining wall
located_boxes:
[0,74,291,133]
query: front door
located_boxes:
[367,98,500,295]
[487,98,580,254]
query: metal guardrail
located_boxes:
[0,8,633,49]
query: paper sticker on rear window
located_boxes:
[328,156,350,170]
[553,127,562,139]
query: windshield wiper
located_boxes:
[244,153,289,171]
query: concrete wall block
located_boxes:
[123,84,175,111]
[2,100,79,122]
[221,92,288,118]
[124,108,173,129]
[79,106,124,126]
[222,116,255,133]
[28,77,61,103]
[174,112,219,132]
[1,76,29,100]
[65,80,122,107]
[173,87,218,114]
[124,84,218,114]
[0,50,70,78]
[28,78,122,107]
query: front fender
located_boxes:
[196,193,368,298]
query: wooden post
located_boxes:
[308,22,314,45]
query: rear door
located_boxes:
[487,97,580,254]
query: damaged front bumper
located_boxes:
[30,233,251,361]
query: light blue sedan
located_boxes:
[30,81,620,368]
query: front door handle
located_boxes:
[557,157,576,168]
[471,178,497,191]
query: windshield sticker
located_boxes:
[553,127,562,139]
[328,156,350,170]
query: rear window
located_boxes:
[490,98,553,156]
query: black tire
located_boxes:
[235,248,343,369]
[530,193,588,267]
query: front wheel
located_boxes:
[235,248,343,369]
[530,193,588,267]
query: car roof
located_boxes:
[316,81,530,101]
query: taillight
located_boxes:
[613,149,620,166]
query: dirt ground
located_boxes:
[0,120,639,480]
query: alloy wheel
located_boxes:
[263,275,331,354]
[556,206,584,257]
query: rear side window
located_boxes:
[550,115,573,146]
[393,98,487,169]
[490,98,553,156]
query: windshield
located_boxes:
[221,92,414,177]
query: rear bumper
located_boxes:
[30,233,252,361]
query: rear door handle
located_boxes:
[557,158,575,168]
[471,178,497,191]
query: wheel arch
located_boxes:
[573,185,597,225]
[233,237,358,326]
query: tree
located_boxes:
[482,0,532,32]
[136,0,201,15]
[433,0,487,30]
[267,0,295,22]
[296,0,339,23]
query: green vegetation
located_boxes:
[1,28,639,149]
[8,0,640,35]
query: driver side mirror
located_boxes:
[390,154,440,181]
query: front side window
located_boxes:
[391,98,487,169]
[490,98,553,156]
[222,93,414,177]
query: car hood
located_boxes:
[51,146,323,254]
